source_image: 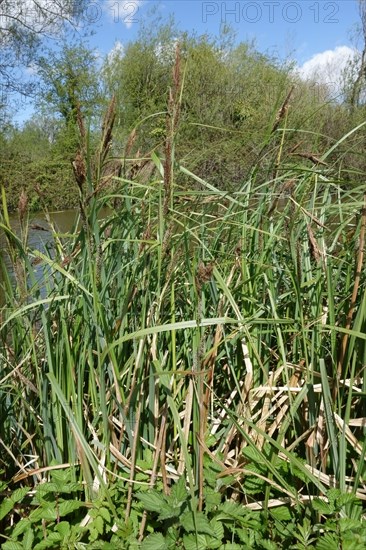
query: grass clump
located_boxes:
[1,48,366,547]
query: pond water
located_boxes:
[0,208,108,305]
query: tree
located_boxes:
[36,41,103,157]
[345,0,366,111]
[37,42,101,122]
[0,0,89,119]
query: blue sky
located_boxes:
[11,0,363,123]
[87,1,361,63]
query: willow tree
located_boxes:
[36,41,102,158]
[0,0,89,121]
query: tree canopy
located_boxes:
[1,15,366,210]
[0,0,89,117]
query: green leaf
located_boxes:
[336,492,356,508]
[210,518,224,546]
[242,471,266,495]
[315,532,339,550]
[0,498,15,521]
[158,503,182,521]
[93,514,104,535]
[204,488,221,512]
[312,498,334,515]
[180,511,216,536]
[270,506,293,521]
[170,474,188,504]
[141,532,168,550]
[260,541,279,550]
[0,487,29,521]
[182,534,208,550]
[236,528,258,546]
[37,482,60,495]
[137,490,167,512]
[23,528,35,550]
[29,506,57,522]
[89,526,99,543]
[11,487,29,503]
[34,532,62,550]
[2,543,24,550]
[216,500,248,519]
[55,520,71,537]
[99,506,111,523]
[12,518,32,538]
[327,488,341,503]
[339,517,365,533]
[242,445,268,465]
[57,499,84,516]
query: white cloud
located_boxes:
[297,46,358,94]
[105,0,143,29]
[106,40,124,64]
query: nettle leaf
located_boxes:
[290,457,309,483]
[93,514,104,535]
[55,520,71,537]
[50,468,70,484]
[158,502,181,521]
[89,527,99,543]
[98,506,112,523]
[140,532,168,550]
[2,542,24,550]
[22,528,34,550]
[170,474,188,504]
[137,450,153,471]
[182,534,207,550]
[216,500,248,519]
[312,498,334,515]
[210,518,224,542]
[242,445,268,466]
[204,488,221,511]
[242,471,266,495]
[36,482,60,495]
[180,511,216,536]
[216,475,236,491]
[34,532,62,550]
[341,529,366,549]
[11,487,30,504]
[0,498,15,521]
[203,455,223,488]
[236,527,258,546]
[270,505,293,521]
[137,490,167,513]
[57,499,84,516]
[12,518,32,538]
[166,525,180,546]
[29,506,57,522]
[0,487,30,521]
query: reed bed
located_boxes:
[1,54,366,548]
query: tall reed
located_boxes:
[1,58,366,543]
